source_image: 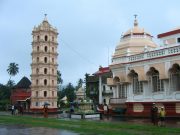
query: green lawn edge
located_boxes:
[0,115,180,135]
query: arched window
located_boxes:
[169,64,180,91]
[44,68,47,74]
[148,67,164,92]
[52,47,54,52]
[37,46,39,52]
[52,36,54,41]
[44,57,47,63]
[44,46,48,52]
[36,68,39,74]
[37,35,40,41]
[44,91,47,97]
[37,57,39,62]
[45,35,48,41]
[114,77,120,83]
[44,79,47,86]
[129,70,143,94]
[36,79,39,85]
[118,84,127,98]
[36,91,38,97]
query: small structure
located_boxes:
[94,66,113,105]
[70,100,100,119]
[60,96,68,104]
[86,67,113,105]
[75,87,86,101]
[10,76,31,111]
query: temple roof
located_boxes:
[32,14,58,33]
[123,16,151,37]
[14,76,31,89]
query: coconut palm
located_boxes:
[7,63,19,80]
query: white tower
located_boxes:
[30,15,58,112]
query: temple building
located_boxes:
[107,16,180,117]
[30,15,58,112]
[10,76,31,111]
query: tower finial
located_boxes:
[44,14,48,21]
[134,14,138,27]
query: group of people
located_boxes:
[11,105,24,115]
[151,103,166,126]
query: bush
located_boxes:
[0,99,10,111]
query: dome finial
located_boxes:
[134,14,138,27]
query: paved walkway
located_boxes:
[0,111,11,116]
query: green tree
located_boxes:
[57,70,63,85]
[57,70,63,91]
[6,80,15,88]
[76,78,83,90]
[7,63,19,80]
[0,84,11,100]
[64,83,76,102]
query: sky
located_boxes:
[0,0,180,86]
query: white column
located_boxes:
[99,75,102,104]
[113,87,116,98]
[116,85,119,98]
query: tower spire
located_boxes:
[134,14,138,27]
[44,14,48,21]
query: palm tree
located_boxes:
[7,63,19,80]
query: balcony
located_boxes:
[112,45,180,65]
[107,78,116,86]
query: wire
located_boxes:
[60,38,97,67]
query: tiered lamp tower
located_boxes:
[30,15,58,112]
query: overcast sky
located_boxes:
[0,0,180,86]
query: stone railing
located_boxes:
[112,45,180,64]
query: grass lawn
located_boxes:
[0,115,180,135]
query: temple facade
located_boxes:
[30,15,58,112]
[107,17,180,117]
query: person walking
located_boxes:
[159,107,166,127]
[151,103,158,125]
[11,105,14,115]
[43,105,48,118]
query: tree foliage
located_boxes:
[0,84,11,100]
[76,78,83,90]
[7,62,19,80]
[57,70,63,85]
[65,83,76,102]
[6,80,15,88]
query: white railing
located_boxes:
[112,45,180,64]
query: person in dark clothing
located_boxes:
[151,103,158,125]
[43,105,48,118]
[11,105,14,115]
